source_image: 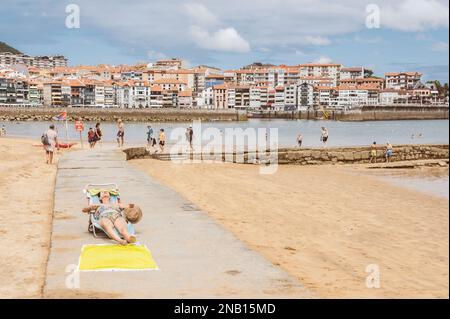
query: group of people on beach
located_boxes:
[295,127,395,163]
[87,123,103,148]
[146,125,166,153]
[369,141,394,163]
[296,127,329,148]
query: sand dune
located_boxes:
[131,159,449,298]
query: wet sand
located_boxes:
[131,159,449,298]
[0,137,58,298]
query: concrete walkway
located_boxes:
[44,146,312,298]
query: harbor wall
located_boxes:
[124,144,449,165]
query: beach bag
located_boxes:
[41,132,50,146]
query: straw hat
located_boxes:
[124,204,142,224]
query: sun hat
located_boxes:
[124,204,142,224]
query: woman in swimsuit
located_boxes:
[82,191,137,245]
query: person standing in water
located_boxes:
[369,141,377,163]
[320,127,329,148]
[88,127,95,149]
[93,122,103,147]
[116,119,125,147]
[159,128,166,153]
[297,133,303,147]
[385,142,393,163]
[147,125,154,148]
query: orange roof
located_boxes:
[150,85,163,92]
[178,90,193,97]
[341,67,364,72]
[63,79,86,87]
[385,72,422,76]
[213,84,228,90]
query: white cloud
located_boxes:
[189,26,251,53]
[314,56,333,64]
[381,0,449,32]
[183,3,220,27]
[431,41,449,52]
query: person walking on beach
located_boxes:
[370,141,377,163]
[117,119,125,147]
[188,125,194,151]
[297,133,303,147]
[93,122,103,147]
[320,127,329,148]
[42,124,60,164]
[88,127,96,149]
[0,125,6,137]
[385,142,393,163]
[159,128,166,153]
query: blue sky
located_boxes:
[1,0,448,82]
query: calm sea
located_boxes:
[1,119,448,148]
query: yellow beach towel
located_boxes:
[79,244,158,271]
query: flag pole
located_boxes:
[65,116,69,144]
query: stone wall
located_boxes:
[276,144,449,165]
[0,107,246,122]
[249,106,449,121]
[124,144,449,165]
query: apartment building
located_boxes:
[299,63,342,86]
[0,52,34,67]
[213,84,229,109]
[153,78,187,91]
[43,82,62,107]
[340,77,384,90]
[297,83,315,110]
[340,67,365,80]
[178,90,193,108]
[0,52,68,69]
[153,58,184,70]
[28,80,44,105]
[385,72,422,90]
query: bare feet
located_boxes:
[126,235,137,244]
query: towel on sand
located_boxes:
[78,244,158,271]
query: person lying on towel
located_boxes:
[82,191,142,245]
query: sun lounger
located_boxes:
[83,183,135,238]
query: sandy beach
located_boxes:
[131,159,449,298]
[0,137,58,298]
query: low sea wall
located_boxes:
[250,106,449,121]
[0,107,246,122]
[0,105,448,122]
[123,144,449,165]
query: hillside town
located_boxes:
[0,51,448,111]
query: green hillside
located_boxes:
[0,42,23,55]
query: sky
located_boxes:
[0,0,449,82]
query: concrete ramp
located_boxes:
[44,146,312,298]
